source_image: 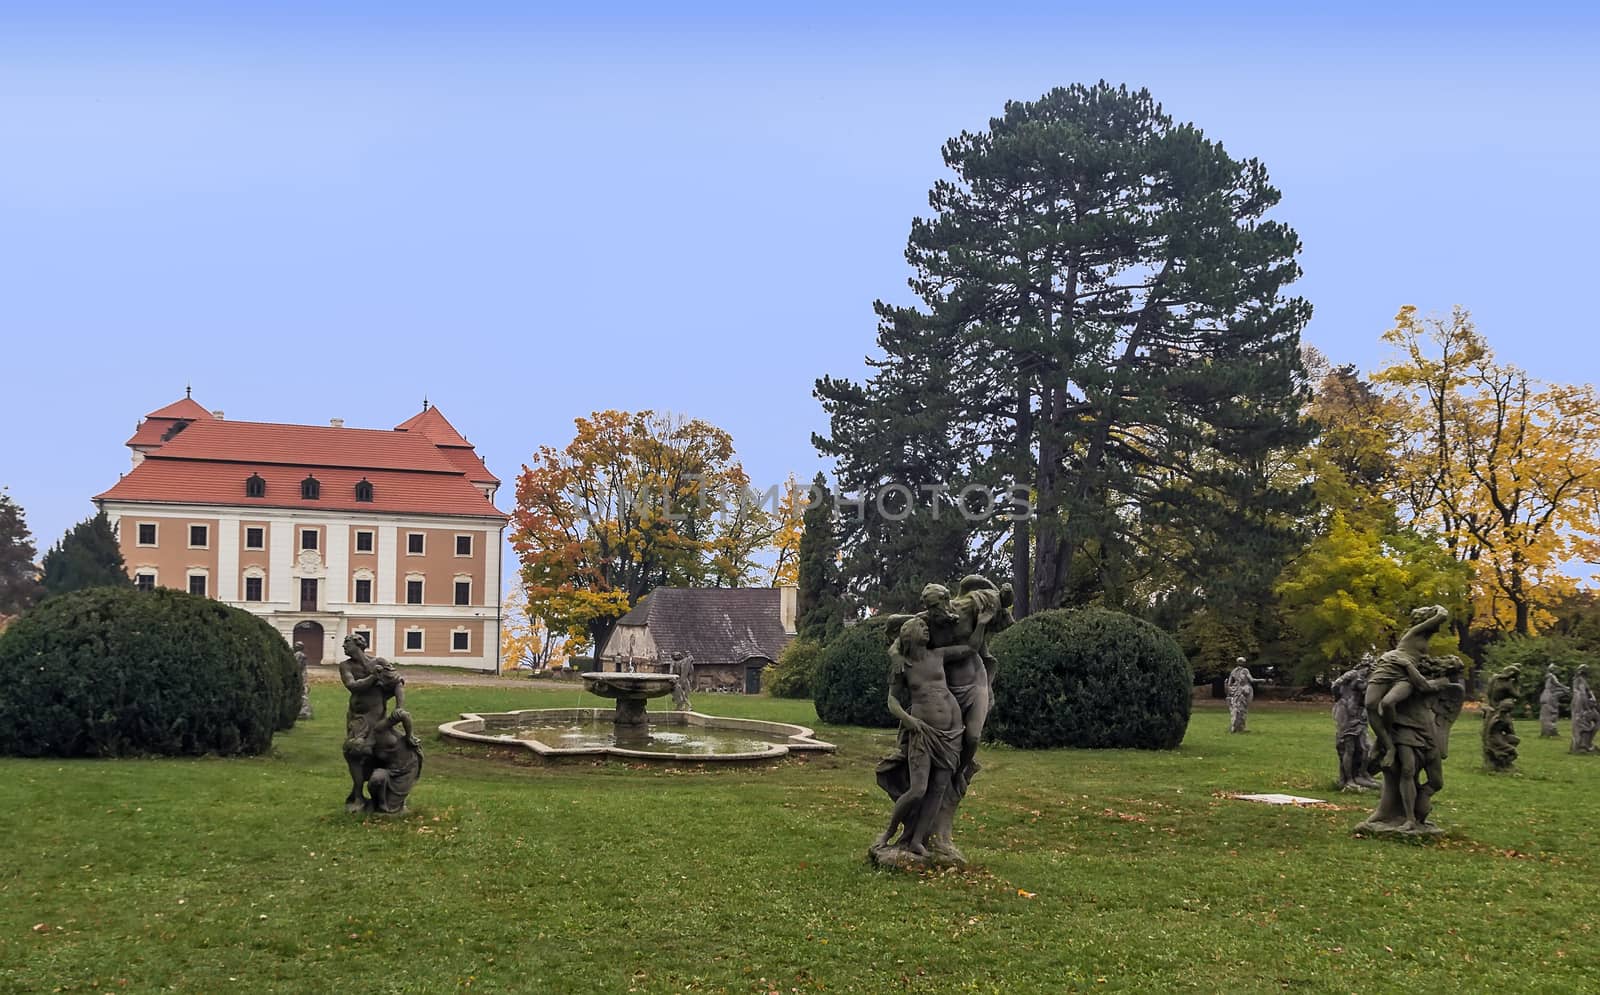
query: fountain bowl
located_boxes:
[579,672,679,700]
[438,707,837,764]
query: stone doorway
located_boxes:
[294,620,326,665]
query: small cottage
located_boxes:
[599,587,797,694]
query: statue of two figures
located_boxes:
[870,576,1013,870]
[1539,664,1570,738]
[340,634,423,814]
[1571,664,1599,755]
[1356,605,1466,837]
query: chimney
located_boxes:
[779,585,798,634]
[330,418,345,428]
[212,410,225,420]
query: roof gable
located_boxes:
[144,397,214,420]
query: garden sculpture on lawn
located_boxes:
[1332,657,1379,790]
[339,633,420,813]
[872,574,1013,869]
[1355,606,1465,837]
[1571,664,1599,755]
[1225,658,1263,733]
[1481,662,1521,772]
[1539,663,1569,738]
[670,650,695,711]
[295,642,313,720]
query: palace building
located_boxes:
[95,394,509,670]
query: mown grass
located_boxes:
[2,684,1597,994]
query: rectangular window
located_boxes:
[300,578,318,612]
[454,580,471,606]
[355,578,372,604]
[455,534,473,556]
[355,530,374,553]
[407,532,425,555]
[135,572,156,591]
[244,576,263,602]
[137,523,157,546]
[244,526,265,550]
[452,630,470,652]
[406,579,423,605]
[189,574,207,597]
[404,629,423,651]
[188,524,208,548]
[353,629,372,649]
[301,528,318,551]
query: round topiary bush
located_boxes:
[769,638,823,699]
[0,586,300,757]
[988,607,1192,750]
[813,623,895,728]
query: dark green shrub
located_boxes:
[568,655,596,671]
[989,608,1192,750]
[769,638,823,699]
[813,624,895,728]
[0,586,299,757]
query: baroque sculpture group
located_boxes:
[870,575,1013,869]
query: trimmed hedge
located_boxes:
[768,638,823,700]
[989,608,1192,750]
[0,586,300,757]
[813,624,896,728]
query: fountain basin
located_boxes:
[438,707,836,764]
[579,672,679,700]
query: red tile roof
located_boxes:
[98,401,506,521]
[98,462,505,519]
[394,405,474,448]
[144,397,215,420]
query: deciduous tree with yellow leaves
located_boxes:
[1375,306,1600,638]
[510,410,764,653]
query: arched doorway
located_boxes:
[293,620,326,665]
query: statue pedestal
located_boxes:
[867,842,968,872]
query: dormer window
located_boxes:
[301,475,320,500]
[245,473,266,498]
[355,478,374,502]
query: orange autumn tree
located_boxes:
[510,410,756,654]
[767,475,805,587]
[500,583,565,671]
[1375,306,1600,638]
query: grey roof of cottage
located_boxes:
[606,587,793,665]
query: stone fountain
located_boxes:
[579,672,679,747]
[438,670,835,764]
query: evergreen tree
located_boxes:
[41,510,130,597]
[794,473,847,641]
[0,488,41,616]
[816,82,1314,617]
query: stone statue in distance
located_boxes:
[1481,663,1521,772]
[294,642,313,720]
[669,651,695,711]
[1332,658,1379,790]
[1571,664,1599,755]
[1539,664,1569,738]
[1225,658,1262,733]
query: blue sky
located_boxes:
[3,2,1597,585]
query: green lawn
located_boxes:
[3,684,1597,994]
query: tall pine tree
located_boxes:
[0,488,41,616]
[816,82,1314,620]
[794,473,847,641]
[41,510,130,596]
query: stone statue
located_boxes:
[1570,665,1598,755]
[1225,658,1262,733]
[1356,607,1465,837]
[669,650,695,711]
[339,633,420,813]
[872,574,1012,869]
[294,643,313,720]
[1332,658,1379,790]
[1540,664,1571,738]
[1481,663,1521,772]
[1364,604,1450,772]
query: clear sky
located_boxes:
[3,2,1597,585]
